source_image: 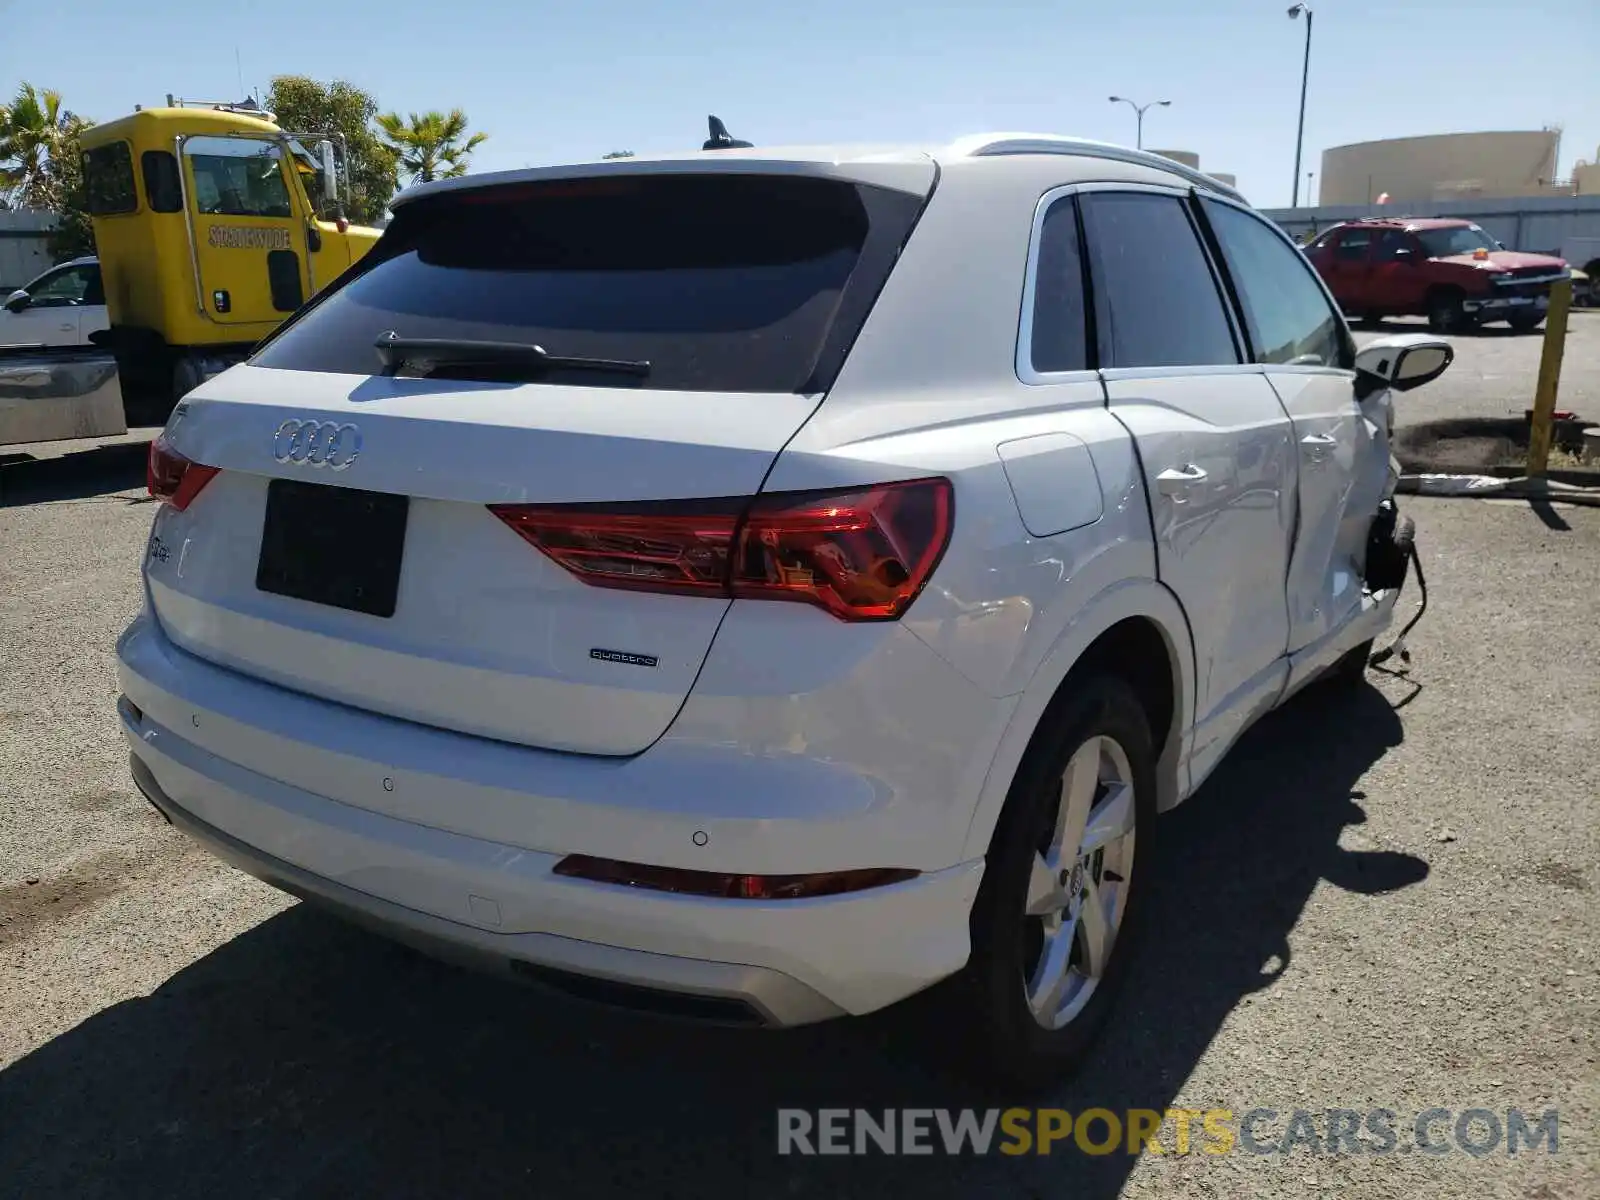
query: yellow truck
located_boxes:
[76,98,381,420]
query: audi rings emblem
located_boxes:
[272,419,362,470]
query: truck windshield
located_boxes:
[1416,225,1499,258]
[250,172,930,393]
[184,137,293,219]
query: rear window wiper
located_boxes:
[374,331,651,378]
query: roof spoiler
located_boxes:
[703,115,753,151]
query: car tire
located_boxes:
[1507,312,1544,334]
[956,675,1157,1088]
[1426,289,1467,334]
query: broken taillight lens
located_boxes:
[146,436,219,511]
[488,477,953,622]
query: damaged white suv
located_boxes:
[117,133,1450,1082]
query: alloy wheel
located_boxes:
[1021,734,1138,1030]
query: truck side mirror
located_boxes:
[3,289,29,313]
[317,139,338,204]
[1392,247,1413,261]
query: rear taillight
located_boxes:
[489,478,953,622]
[147,436,219,511]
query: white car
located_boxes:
[116,135,1451,1082]
[1,256,109,347]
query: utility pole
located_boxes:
[1107,96,1171,150]
[1288,4,1314,208]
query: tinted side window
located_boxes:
[1334,230,1373,261]
[1374,231,1414,261]
[142,150,183,213]
[27,266,93,305]
[1028,195,1089,374]
[1201,198,1349,369]
[1081,192,1237,369]
[82,142,138,216]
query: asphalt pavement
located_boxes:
[1,324,1596,1199]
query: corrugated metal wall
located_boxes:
[0,212,57,292]
[1261,194,1600,263]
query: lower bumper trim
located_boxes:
[507,960,767,1026]
[127,750,849,1028]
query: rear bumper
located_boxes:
[128,752,847,1026]
[116,614,990,1023]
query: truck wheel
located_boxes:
[172,356,208,403]
[1426,289,1467,334]
[955,675,1156,1087]
[1507,312,1544,334]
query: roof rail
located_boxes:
[945,133,1245,201]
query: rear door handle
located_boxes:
[59,322,77,332]
[1300,433,1338,463]
[1156,464,1208,499]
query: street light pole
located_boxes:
[1107,95,1171,150]
[1288,4,1314,208]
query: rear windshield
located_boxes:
[251,173,928,393]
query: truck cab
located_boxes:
[77,101,381,420]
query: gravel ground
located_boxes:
[1,347,1596,1198]
[1358,310,1599,432]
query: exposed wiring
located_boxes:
[1370,542,1427,668]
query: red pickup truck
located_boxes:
[1304,217,1570,334]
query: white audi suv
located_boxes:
[117,134,1449,1081]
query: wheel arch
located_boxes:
[960,579,1195,862]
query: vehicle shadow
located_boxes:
[0,682,1424,1200]
[0,439,149,506]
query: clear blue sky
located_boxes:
[3,0,1596,208]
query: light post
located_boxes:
[1107,96,1170,150]
[1288,4,1314,208]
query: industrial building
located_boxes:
[1318,130,1600,207]
[1147,149,1236,190]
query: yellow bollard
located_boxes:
[1526,276,1573,478]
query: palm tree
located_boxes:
[375,109,487,185]
[0,83,88,209]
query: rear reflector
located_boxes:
[489,477,953,621]
[553,855,919,900]
[147,435,219,511]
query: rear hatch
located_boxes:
[144,162,934,755]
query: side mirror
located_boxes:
[1392,248,1413,262]
[317,139,338,204]
[1354,334,1454,399]
[3,289,29,313]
